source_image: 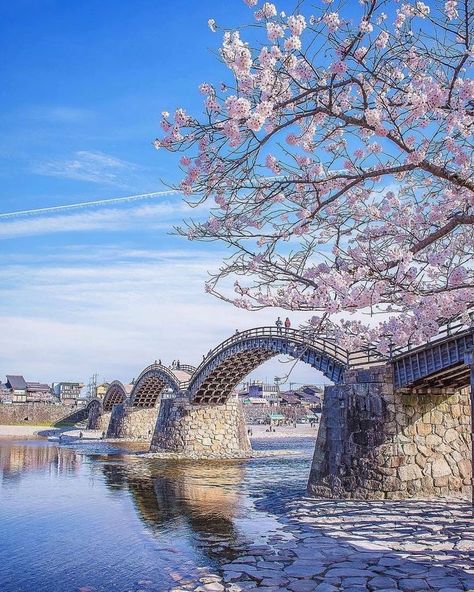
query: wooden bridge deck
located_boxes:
[392,328,473,392]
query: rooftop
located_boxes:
[6,375,27,390]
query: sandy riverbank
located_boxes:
[0,423,319,441]
[0,425,55,438]
[249,423,319,439]
[0,425,101,439]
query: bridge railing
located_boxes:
[175,364,196,375]
[391,314,473,360]
[187,326,385,389]
[134,363,189,389]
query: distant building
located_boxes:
[5,375,27,403]
[280,385,323,411]
[24,381,54,403]
[52,382,84,405]
[239,380,281,406]
[240,396,269,406]
[0,375,53,403]
[0,382,11,402]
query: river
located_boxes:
[0,437,315,592]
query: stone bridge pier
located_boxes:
[308,366,471,499]
[102,364,196,441]
[86,400,111,432]
[150,395,251,458]
[106,404,158,440]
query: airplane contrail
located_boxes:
[0,189,179,220]
[0,176,284,221]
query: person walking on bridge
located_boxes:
[284,317,291,333]
[275,317,283,334]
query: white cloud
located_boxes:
[0,200,202,239]
[0,248,327,387]
[34,150,143,186]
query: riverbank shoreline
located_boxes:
[248,424,318,439]
[0,424,57,438]
[0,422,319,441]
[0,425,94,439]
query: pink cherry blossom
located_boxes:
[359,19,373,33]
[247,112,265,131]
[354,46,368,60]
[266,21,285,40]
[322,12,341,32]
[284,36,302,52]
[287,14,306,36]
[225,95,252,119]
[445,1,458,20]
[330,60,347,74]
[260,2,277,18]
[375,30,389,49]
[155,0,474,353]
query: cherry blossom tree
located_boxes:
[155,0,474,352]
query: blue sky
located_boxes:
[0,0,327,386]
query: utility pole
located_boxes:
[87,373,98,399]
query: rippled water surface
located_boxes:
[0,437,315,592]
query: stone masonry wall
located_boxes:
[150,396,252,458]
[87,405,111,432]
[107,404,158,440]
[0,402,88,426]
[308,366,471,500]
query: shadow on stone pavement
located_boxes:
[214,498,474,592]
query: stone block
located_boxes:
[458,459,471,480]
[398,464,423,482]
[448,476,462,491]
[444,428,458,443]
[426,433,442,447]
[402,443,417,456]
[416,421,432,436]
[431,458,452,478]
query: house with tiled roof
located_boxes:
[2,375,53,403]
[5,375,27,403]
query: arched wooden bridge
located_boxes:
[89,319,472,501]
[185,327,382,404]
[100,319,473,408]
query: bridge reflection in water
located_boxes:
[0,441,81,483]
[0,438,314,592]
[101,458,247,563]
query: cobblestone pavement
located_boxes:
[170,499,473,592]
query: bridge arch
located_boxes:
[102,381,131,411]
[86,397,107,430]
[129,363,193,408]
[86,397,102,413]
[188,327,353,405]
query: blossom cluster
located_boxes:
[155,0,474,352]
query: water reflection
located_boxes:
[0,441,81,483]
[0,438,314,592]
[107,460,246,562]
